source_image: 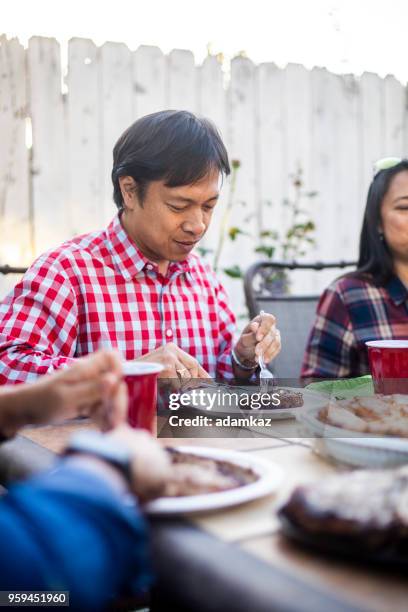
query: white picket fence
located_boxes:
[1,35,408,313]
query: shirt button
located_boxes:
[146,264,153,271]
[166,329,173,338]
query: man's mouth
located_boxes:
[173,240,200,253]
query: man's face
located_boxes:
[120,170,220,265]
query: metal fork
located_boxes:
[259,310,275,393]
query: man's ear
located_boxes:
[119,176,138,211]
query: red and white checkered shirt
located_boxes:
[0,214,236,383]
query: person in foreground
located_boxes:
[302,158,408,378]
[0,351,171,610]
[0,110,280,385]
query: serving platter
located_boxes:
[298,405,408,468]
[143,445,283,515]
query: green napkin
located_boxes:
[306,375,374,398]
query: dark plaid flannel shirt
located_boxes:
[301,275,408,378]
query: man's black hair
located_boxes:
[112,110,230,208]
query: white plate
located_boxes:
[143,446,283,515]
[298,405,408,467]
[180,385,328,421]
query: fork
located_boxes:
[258,310,275,393]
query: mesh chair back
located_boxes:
[256,295,318,377]
[244,260,356,378]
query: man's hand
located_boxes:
[233,312,281,372]
[137,342,210,381]
[0,350,128,437]
[107,425,172,501]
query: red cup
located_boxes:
[366,340,408,394]
[123,361,164,432]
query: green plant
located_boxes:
[208,165,317,282]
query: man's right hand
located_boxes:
[137,342,210,380]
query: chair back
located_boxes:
[244,260,356,378]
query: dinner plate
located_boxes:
[143,445,283,515]
[298,405,408,467]
[179,385,328,421]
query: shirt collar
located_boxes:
[105,214,194,280]
[386,275,408,306]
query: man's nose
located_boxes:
[182,213,206,237]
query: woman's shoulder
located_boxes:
[325,272,379,300]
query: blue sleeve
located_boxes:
[0,461,152,611]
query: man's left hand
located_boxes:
[233,312,281,368]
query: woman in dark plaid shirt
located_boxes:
[302,158,408,378]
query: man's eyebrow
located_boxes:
[169,194,219,204]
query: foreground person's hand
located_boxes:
[137,342,210,382]
[0,350,127,438]
[107,425,172,501]
[42,350,128,430]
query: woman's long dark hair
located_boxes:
[353,160,408,285]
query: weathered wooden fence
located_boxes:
[1,34,408,310]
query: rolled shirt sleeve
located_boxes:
[0,256,78,384]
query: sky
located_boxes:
[2,0,408,82]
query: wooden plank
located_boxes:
[359,72,384,204]
[224,56,257,315]
[0,36,31,272]
[28,36,68,255]
[99,42,133,225]
[283,64,314,294]
[256,62,286,246]
[310,67,337,287]
[167,49,196,111]
[332,74,361,260]
[384,74,405,156]
[197,55,228,260]
[310,69,360,292]
[133,45,166,117]
[66,37,103,235]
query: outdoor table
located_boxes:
[0,417,407,612]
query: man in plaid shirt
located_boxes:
[0,111,281,384]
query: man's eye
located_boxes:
[203,205,215,212]
[167,204,185,212]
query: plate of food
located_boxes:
[279,465,408,567]
[298,395,408,467]
[143,445,283,515]
[176,384,327,420]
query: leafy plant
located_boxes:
[212,164,317,283]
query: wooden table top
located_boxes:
[20,417,408,612]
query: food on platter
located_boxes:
[279,465,408,553]
[318,395,408,437]
[163,448,258,497]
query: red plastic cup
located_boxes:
[123,361,164,432]
[366,340,408,394]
